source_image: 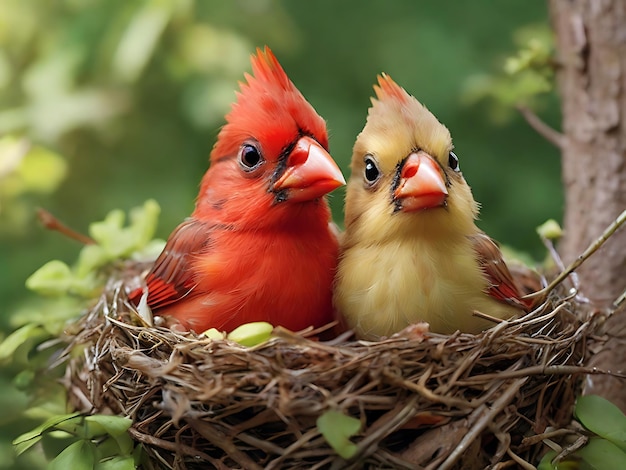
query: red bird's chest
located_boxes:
[169,228,338,333]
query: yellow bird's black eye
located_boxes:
[364,155,381,185]
[448,151,460,172]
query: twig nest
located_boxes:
[62,263,599,469]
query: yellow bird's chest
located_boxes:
[336,238,513,338]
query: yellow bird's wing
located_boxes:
[469,232,534,311]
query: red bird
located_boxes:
[129,47,345,333]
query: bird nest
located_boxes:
[57,257,609,470]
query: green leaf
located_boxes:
[537,450,580,470]
[25,200,161,300]
[49,439,96,470]
[537,451,557,470]
[96,455,136,470]
[85,415,132,438]
[87,200,160,260]
[75,244,110,278]
[41,431,80,462]
[85,415,133,455]
[26,259,100,297]
[227,322,273,346]
[13,412,82,456]
[13,369,36,389]
[45,416,85,436]
[93,436,129,461]
[127,198,160,250]
[576,395,626,451]
[0,323,46,361]
[317,410,361,459]
[25,260,73,296]
[10,297,84,336]
[131,238,166,261]
[132,441,145,465]
[12,431,43,456]
[203,328,225,340]
[577,437,626,469]
[88,209,128,256]
[536,219,563,240]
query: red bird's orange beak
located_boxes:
[394,151,448,212]
[272,136,345,202]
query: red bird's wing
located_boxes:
[469,232,534,311]
[132,218,212,310]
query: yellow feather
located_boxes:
[335,75,520,339]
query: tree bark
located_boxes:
[549,0,626,411]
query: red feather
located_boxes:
[129,219,210,309]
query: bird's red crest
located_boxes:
[248,47,292,92]
[373,74,411,105]
[211,47,328,162]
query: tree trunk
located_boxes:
[549,0,626,411]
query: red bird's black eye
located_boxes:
[239,144,264,171]
[364,155,381,186]
[448,151,460,172]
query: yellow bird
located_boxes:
[334,74,532,339]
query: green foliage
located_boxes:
[13,413,136,469]
[8,199,161,342]
[0,324,47,362]
[462,24,554,123]
[538,395,626,469]
[87,199,163,262]
[25,260,100,298]
[317,410,361,459]
[25,200,162,299]
[0,135,67,234]
[1,201,161,468]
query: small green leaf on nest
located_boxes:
[317,410,361,459]
[202,328,226,340]
[227,322,273,346]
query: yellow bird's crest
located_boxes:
[373,74,411,104]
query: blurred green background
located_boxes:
[0,0,560,466]
[0,0,563,329]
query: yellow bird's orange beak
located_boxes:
[272,136,345,202]
[394,151,448,212]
